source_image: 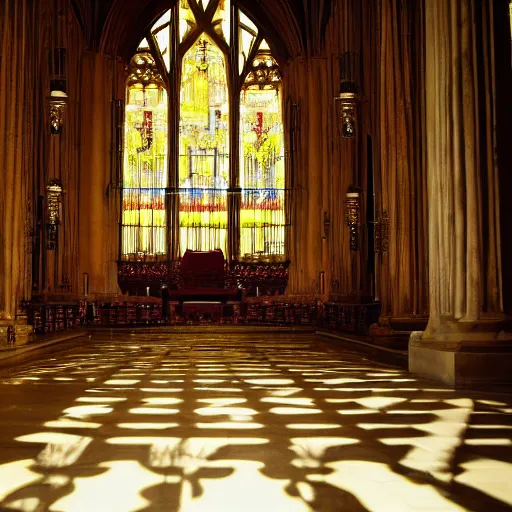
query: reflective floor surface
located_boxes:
[0,332,511,511]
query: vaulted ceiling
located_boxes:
[69,0,333,63]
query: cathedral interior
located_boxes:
[0,0,511,510]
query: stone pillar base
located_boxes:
[0,320,34,347]
[409,331,512,388]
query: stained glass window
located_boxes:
[121,1,286,263]
[212,0,231,44]
[179,0,196,42]
[240,52,285,259]
[179,35,229,254]
[122,52,168,260]
[152,12,171,72]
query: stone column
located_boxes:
[282,57,329,297]
[0,0,36,345]
[374,0,429,333]
[409,0,512,387]
[78,51,120,297]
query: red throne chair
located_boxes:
[170,249,239,303]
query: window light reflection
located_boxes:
[194,387,243,392]
[129,407,180,415]
[140,387,184,392]
[337,409,379,415]
[142,397,183,405]
[44,419,102,429]
[455,458,512,506]
[104,379,140,385]
[63,405,113,417]
[196,422,264,429]
[286,423,342,430]
[262,397,315,406]
[245,379,294,385]
[465,439,512,446]
[269,407,322,415]
[118,423,179,429]
[194,407,257,416]
[76,397,126,403]
[0,460,41,502]
[51,461,167,512]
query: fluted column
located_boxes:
[79,51,120,296]
[282,57,329,297]
[0,0,39,344]
[409,0,512,387]
[375,0,428,327]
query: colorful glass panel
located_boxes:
[122,53,168,260]
[259,39,270,51]
[179,35,229,255]
[138,38,150,51]
[238,10,257,74]
[152,10,171,72]
[212,0,231,44]
[179,0,196,42]
[240,87,285,259]
[153,10,171,30]
[239,10,257,33]
[154,25,171,72]
[198,0,215,10]
[123,3,286,264]
[239,28,255,74]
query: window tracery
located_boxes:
[121,0,286,262]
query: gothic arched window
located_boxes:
[121,0,285,262]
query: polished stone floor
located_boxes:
[0,331,511,511]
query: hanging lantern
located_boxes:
[335,52,360,139]
[48,48,68,135]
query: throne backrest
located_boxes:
[181,249,225,288]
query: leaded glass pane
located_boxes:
[123,54,168,260]
[179,36,229,255]
[212,0,230,44]
[239,27,255,74]
[154,25,171,71]
[198,0,215,10]
[239,10,258,34]
[138,38,150,51]
[259,38,270,50]
[179,0,196,42]
[240,88,285,259]
[123,2,286,265]
[153,10,171,31]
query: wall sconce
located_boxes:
[46,179,63,250]
[335,52,360,139]
[344,186,362,251]
[374,210,389,253]
[48,48,67,134]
